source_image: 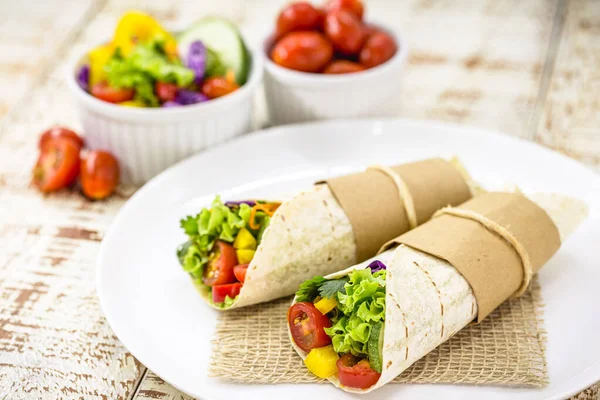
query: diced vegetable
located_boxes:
[119,100,146,107]
[113,11,177,57]
[336,354,380,389]
[212,282,242,303]
[367,321,384,373]
[175,89,208,105]
[77,65,90,90]
[236,249,255,264]
[288,302,332,352]
[233,228,257,250]
[314,297,337,315]
[304,345,339,379]
[203,241,238,286]
[88,43,115,86]
[233,264,248,283]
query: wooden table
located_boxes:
[0,0,598,398]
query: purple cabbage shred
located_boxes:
[187,41,207,85]
[225,200,257,208]
[367,260,387,272]
[77,64,90,91]
[175,89,208,105]
[162,101,181,107]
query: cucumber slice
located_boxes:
[367,322,384,373]
[178,17,250,84]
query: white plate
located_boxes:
[97,119,600,400]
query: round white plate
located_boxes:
[97,119,600,400]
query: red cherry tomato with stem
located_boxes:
[337,354,381,389]
[325,0,364,20]
[271,31,333,73]
[155,82,178,102]
[80,150,120,200]
[32,138,81,193]
[359,31,397,68]
[324,60,365,74]
[288,302,332,352]
[39,127,84,150]
[91,82,135,103]
[212,283,242,303]
[324,10,366,55]
[233,264,248,283]
[201,77,240,99]
[203,241,238,286]
[276,2,324,38]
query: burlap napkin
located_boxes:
[209,278,547,386]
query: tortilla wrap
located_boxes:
[288,192,588,393]
[198,158,476,310]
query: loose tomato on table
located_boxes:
[324,0,364,20]
[39,127,84,150]
[201,77,240,99]
[323,60,365,74]
[155,82,178,102]
[91,82,135,103]
[336,354,381,389]
[233,264,248,283]
[276,2,324,38]
[203,241,238,286]
[80,150,120,200]
[212,282,242,303]
[32,138,81,193]
[288,302,332,352]
[359,30,397,68]
[271,31,333,73]
[324,9,365,55]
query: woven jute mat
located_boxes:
[209,278,548,387]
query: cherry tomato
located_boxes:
[212,282,242,303]
[324,10,366,55]
[271,32,333,73]
[323,60,365,74]
[155,82,178,102]
[91,81,135,103]
[288,302,332,352]
[325,0,364,20]
[80,150,120,200]
[200,77,240,99]
[276,2,324,38]
[336,354,381,389]
[359,31,397,68]
[233,264,248,283]
[39,127,84,150]
[32,138,81,193]
[203,241,238,286]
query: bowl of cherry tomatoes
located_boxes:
[264,0,407,124]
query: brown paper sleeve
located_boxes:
[318,158,472,262]
[381,192,561,321]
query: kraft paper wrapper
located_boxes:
[320,158,473,262]
[381,192,562,321]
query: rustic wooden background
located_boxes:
[0,0,598,399]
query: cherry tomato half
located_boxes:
[80,150,120,200]
[325,0,364,20]
[39,127,84,150]
[212,282,242,303]
[276,2,324,38]
[203,241,238,286]
[337,354,381,389]
[201,77,240,99]
[155,82,178,102]
[32,138,81,193]
[323,60,365,74]
[91,81,135,103]
[359,31,397,68]
[324,9,366,55]
[271,31,333,73]
[233,264,248,283]
[288,302,332,352]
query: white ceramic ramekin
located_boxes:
[67,47,263,185]
[263,27,407,125]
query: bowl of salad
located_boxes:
[68,11,262,184]
[263,0,406,124]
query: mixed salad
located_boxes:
[78,11,251,107]
[177,197,280,307]
[288,260,387,389]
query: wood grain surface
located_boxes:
[0,0,597,399]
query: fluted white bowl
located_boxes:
[67,47,263,184]
[263,26,407,125]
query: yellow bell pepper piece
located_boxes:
[314,297,337,315]
[88,43,115,86]
[236,249,255,264]
[233,228,257,250]
[113,11,177,57]
[304,346,339,379]
[119,100,145,107]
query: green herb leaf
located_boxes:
[180,216,198,236]
[295,276,326,303]
[318,277,349,299]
